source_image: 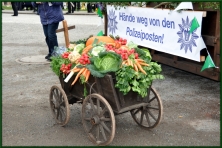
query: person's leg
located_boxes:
[42,24,50,58]
[71,2,75,13]
[73,2,76,12]
[66,2,71,13]
[77,2,80,11]
[47,23,59,58]
[87,3,92,13]
[87,3,90,13]
[11,2,18,16]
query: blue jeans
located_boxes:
[42,23,59,56]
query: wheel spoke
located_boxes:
[100,106,107,117]
[59,109,64,121]
[56,108,60,119]
[147,109,157,121]
[140,110,144,124]
[88,124,96,133]
[85,104,93,118]
[144,111,151,127]
[84,118,91,121]
[59,95,63,104]
[148,106,159,110]
[51,101,56,109]
[99,124,107,141]
[89,98,96,113]
[54,89,59,101]
[100,117,111,122]
[89,133,96,142]
[96,125,100,141]
[60,107,66,116]
[101,121,111,133]
[97,98,100,114]
[132,108,140,116]
[59,91,62,100]
[148,96,156,103]
[59,100,65,106]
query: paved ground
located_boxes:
[1,11,221,146]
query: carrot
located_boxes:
[135,60,147,75]
[72,69,80,73]
[82,68,88,76]
[84,70,91,82]
[136,59,145,63]
[134,63,138,72]
[72,67,81,73]
[122,60,126,64]
[71,68,86,85]
[127,59,133,67]
[82,44,93,54]
[130,59,134,67]
[121,60,127,67]
[138,62,149,66]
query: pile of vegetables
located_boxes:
[51,35,164,97]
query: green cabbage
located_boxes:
[93,51,122,74]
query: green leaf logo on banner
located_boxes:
[97,31,103,36]
[97,7,103,18]
[190,17,200,33]
[201,55,216,72]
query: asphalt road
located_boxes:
[2,12,220,146]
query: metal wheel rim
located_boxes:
[130,87,163,129]
[82,93,116,146]
[49,85,70,126]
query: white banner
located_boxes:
[107,5,204,61]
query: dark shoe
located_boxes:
[12,15,18,16]
[66,12,70,14]
[45,54,51,59]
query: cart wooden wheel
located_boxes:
[49,85,70,126]
[130,87,163,129]
[82,93,116,146]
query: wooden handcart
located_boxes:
[49,73,163,146]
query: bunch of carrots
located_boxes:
[71,67,91,85]
[69,45,93,86]
[122,58,149,75]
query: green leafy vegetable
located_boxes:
[93,51,122,74]
[115,62,164,98]
[86,64,105,78]
[140,48,152,60]
[50,56,70,77]
[135,47,151,63]
[70,35,93,45]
